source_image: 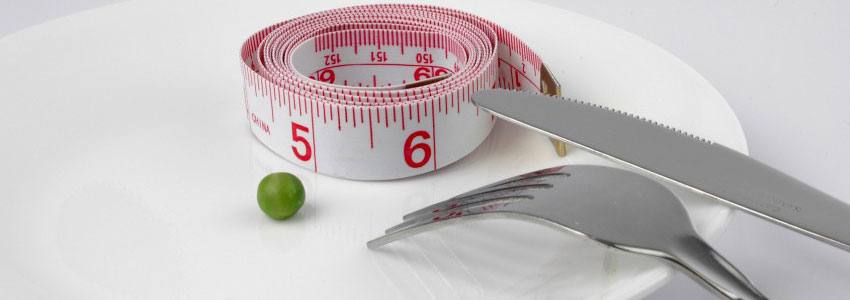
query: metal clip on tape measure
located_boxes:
[241,4,566,180]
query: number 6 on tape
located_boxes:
[404,131,432,169]
[241,4,560,180]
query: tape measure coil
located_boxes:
[241,4,550,180]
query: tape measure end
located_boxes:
[540,64,569,157]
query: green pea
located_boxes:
[257,172,305,220]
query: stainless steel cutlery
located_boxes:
[368,90,850,299]
[472,90,850,252]
[369,165,767,299]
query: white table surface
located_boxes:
[3,0,849,299]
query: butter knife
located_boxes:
[473,90,850,252]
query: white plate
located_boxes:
[0,0,748,298]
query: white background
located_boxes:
[2,0,848,298]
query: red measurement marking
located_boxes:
[337,106,341,130]
[311,69,335,84]
[384,107,389,127]
[297,95,302,115]
[414,67,429,81]
[315,63,450,73]
[370,51,387,62]
[514,69,522,89]
[277,87,282,108]
[497,58,540,90]
[404,130,432,168]
[324,53,341,66]
[368,109,374,148]
[242,78,250,121]
[416,52,433,64]
[458,87,462,113]
[291,122,311,161]
[431,101,437,171]
[288,92,293,116]
[310,102,318,172]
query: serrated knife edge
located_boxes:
[473,89,850,252]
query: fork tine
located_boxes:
[399,183,547,223]
[387,195,531,235]
[401,168,567,221]
[451,166,567,199]
[371,166,567,249]
[368,202,516,249]
[458,166,566,192]
[367,213,472,249]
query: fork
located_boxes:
[367,165,767,300]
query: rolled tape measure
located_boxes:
[240,4,562,180]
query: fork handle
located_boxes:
[668,236,768,300]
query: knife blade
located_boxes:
[473,89,850,252]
